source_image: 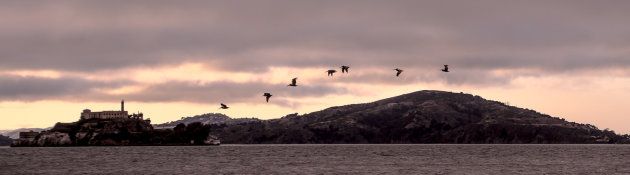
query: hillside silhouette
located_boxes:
[210,90,628,144]
[0,134,12,146]
[154,113,260,129]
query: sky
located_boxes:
[1,1,629,134]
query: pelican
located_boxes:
[263,93,272,103]
[288,78,298,86]
[341,66,350,73]
[442,65,449,72]
[327,69,337,76]
[219,103,229,109]
[394,68,403,77]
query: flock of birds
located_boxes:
[219,65,450,109]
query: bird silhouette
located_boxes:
[263,93,272,103]
[340,66,349,73]
[394,68,403,77]
[327,69,337,76]
[288,77,297,86]
[219,103,229,109]
[442,65,449,72]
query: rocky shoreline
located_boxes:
[11,118,214,147]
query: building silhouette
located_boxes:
[80,100,144,120]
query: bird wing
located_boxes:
[221,103,227,107]
[292,78,297,84]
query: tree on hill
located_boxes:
[186,122,212,144]
[166,122,211,144]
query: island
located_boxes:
[11,100,217,147]
[11,91,630,146]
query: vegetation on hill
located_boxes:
[150,122,212,145]
[210,90,629,144]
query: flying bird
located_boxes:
[327,69,337,76]
[394,68,403,77]
[288,77,298,86]
[341,66,350,73]
[442,65,449,72]
[263,93,272,103]
[219,103,229,109]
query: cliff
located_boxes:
[11,119,215,147]
[12,118,154,146]
[210,90,629,144]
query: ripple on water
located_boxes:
[0,144,629,174]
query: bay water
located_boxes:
[1,144,629,174]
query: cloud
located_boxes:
[1,0,630,74]
[0,74,347,106]
[0,75,125,101]
[111,81,347,105]
[1,0,630,105]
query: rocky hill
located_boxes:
[12,118,154,146]
[12,118,215,147]
[211,90,629,144]
[154,113,260,129]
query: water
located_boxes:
[1,144,629,174]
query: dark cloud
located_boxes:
[0,75,346,105]
[0,75,127,101]
[112,81,347,105]
[311,67,514,87]
[1,1,630,73]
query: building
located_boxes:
[19,131,38,140]
[81,109,128,120]
[80,100,145,121]
[13,130,39,145]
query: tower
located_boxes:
[121,100,124,112]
